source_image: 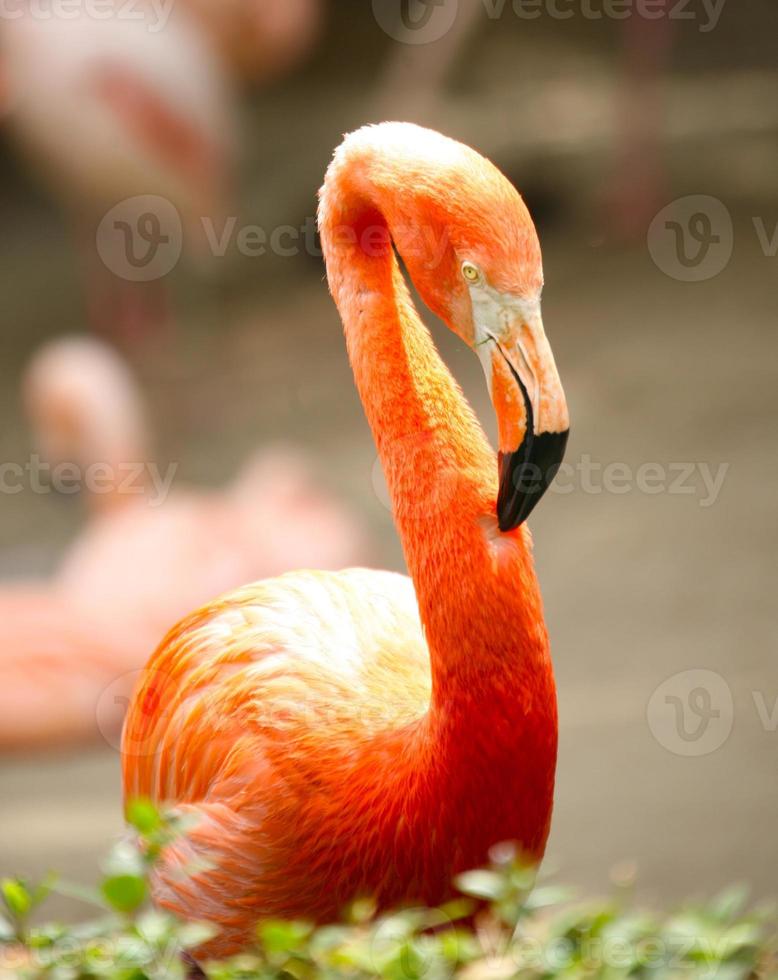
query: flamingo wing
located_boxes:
[122,568,429,950]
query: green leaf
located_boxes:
[455,869,506,901]
[101,875,148,914]
[258,919,312,955]
[346,896,377,925]
[51,878,105,909]
[437,898,474,922]
[1,879,32,919]
[126,799,162,837]
[709,884,750,924]
[30,873,58,910]
[439,927,480,964]
[104,840,147,879]
[176,920,219,950]
[524,885,576,911]
[134,909,173,944]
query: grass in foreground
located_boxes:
[1,802,776,979]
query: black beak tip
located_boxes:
[497,429,569,532]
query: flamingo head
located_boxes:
[333,123,570,531]
[22,336,148,504]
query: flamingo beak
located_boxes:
[479,311,569,531]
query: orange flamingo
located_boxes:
[122,123,569,957]
[0,337,364,751]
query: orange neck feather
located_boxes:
[323,186,551,682]
[319,138,558,873]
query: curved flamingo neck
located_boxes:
[320,185,552,710]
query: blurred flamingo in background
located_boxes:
[372,0,484,123]
[0,3,235,342]
[374,0,673,241]
[607,0,673,239]
[123,123,569,958]
[24,335,149,515]
[0,0,325,345]
[180,0,323,85]
[0,588,136,751]
[0,336,365,750]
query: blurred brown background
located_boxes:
[0,0,776,919]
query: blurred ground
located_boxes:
[0,3,776,920]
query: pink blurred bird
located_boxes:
[180,0,323,84]
[0,0,324,344]
[0,337,365,750]
[0,587,136,751]
[0,2,234,341]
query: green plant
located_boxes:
[1,803,775,979]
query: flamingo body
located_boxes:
[59,453,364,649]
[1,6,232,222]
[0,340,364,751]
[0,5,233,338]
[0,587,135,750]
[123,123,568,957]
[124,569,555,953]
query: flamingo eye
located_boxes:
[461,261,482,284]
